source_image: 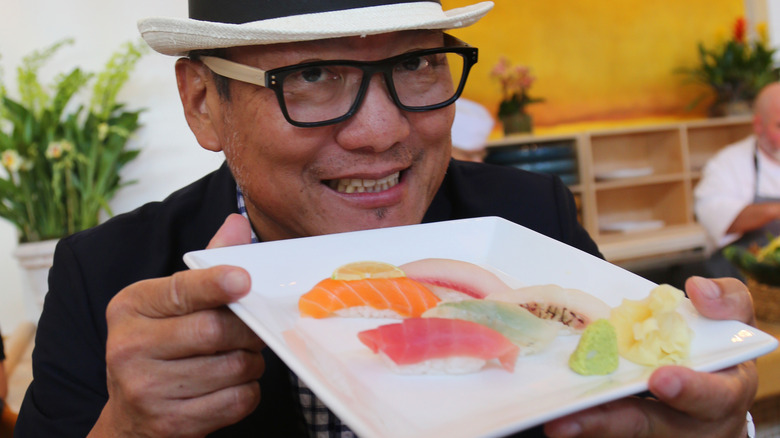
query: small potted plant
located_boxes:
[0,38,146,317]
[680,17,780,116]
[491,56,544,135]
[724,236,780,322]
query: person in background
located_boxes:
[450,97,495,162]
[14,1,757,437]
[695,82,780,278]
[0,327,14,438]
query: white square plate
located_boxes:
[183,216,777,438]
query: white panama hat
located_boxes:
[139,0,494,56]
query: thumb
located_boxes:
[685,276,756,326]
[208,213,253,249]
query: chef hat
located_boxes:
[451,98,494,151]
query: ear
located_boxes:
[753,113,763,137]
[175,58,224,152]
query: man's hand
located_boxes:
[90,214,265,437]
[544,276,758,438]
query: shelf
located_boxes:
[590,128,684,176]
[596,223,707,262]
[593,172,686,190]
[485,116,753,263]
[687,116,754,171]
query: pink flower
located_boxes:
[492,56,544,116]
[490,56,511,79]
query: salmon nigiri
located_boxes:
[358,317,520,374]
[298,277,440,319]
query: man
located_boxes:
[696,82,780,278]
[16,1,757,437]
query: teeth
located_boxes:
[331,172,400,194]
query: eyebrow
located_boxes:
[200,33,467,89]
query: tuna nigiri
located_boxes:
[357,317,520,374]
[299,277,440,319]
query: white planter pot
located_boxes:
[13,239,58,323]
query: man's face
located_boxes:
[208,31,454,241]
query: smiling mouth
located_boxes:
[327,171,401,194]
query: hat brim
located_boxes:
[139,1,494,56]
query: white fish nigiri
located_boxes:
[399,258,513,301]
[487,284,610,334]
[422,300,560,354]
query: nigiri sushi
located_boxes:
[298,277,440,319]
[422,300,560,354]
[357,317,520,374]
[487,284,611,334]
[399,258,513,301]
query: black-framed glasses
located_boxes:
[200,35,478,127]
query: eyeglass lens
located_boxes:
[280,51,466,125]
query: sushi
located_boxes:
[357,317,520,374]
[487,284,611,334]
[399,258,513,301]
[422,300,560,354]
[298,277,440,319]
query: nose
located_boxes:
[334,74,410,152]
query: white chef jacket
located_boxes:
[694,135,780,249]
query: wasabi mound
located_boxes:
[568,319,619,376]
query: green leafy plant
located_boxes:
[680,17,780,113]
[0,39,146,243]
[724,234,780,286]
[490,56,544,118]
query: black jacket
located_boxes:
[15,159,599,437]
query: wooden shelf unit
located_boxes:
[485,116,754,263]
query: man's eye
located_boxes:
[400,56,429,72]
[300,67,325,82]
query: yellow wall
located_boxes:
[444,0,745,130]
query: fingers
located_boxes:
[107,265,251,322]
[97,214,264,436]
[547,277,758,438]
[208,213,253,249]
[171,381,262,436]
[685,276,755,326]
[115,348,265,401]
[544,397,653,438]
[105,380,262,438]
[165,350,266,399]
[648,363,757,423]
[544,362,757,438]
[109,213,253,319]
[119,306,265,360]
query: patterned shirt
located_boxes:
[236,187,356,437]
